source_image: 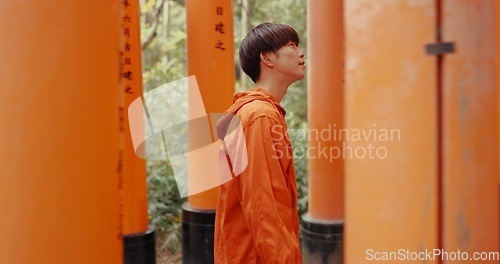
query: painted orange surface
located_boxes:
[345,0,438,262]
[186,0,234,209]
[442,0,499,261]
[121,0,149,235]
[497,0,500,250]
[307,0,344,221]
[0,1,122,264]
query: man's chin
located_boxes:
[297,73,306,81]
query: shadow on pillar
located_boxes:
[124,229,156,264]
[301,214,343,264]
[182,202,215,264]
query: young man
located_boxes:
[214,22,306,263]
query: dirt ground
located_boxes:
[157,249,181,264]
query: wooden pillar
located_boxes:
[302,0,344,263]
[0,1,122,264]
[183,0,234,262]
[120,0,155,263]
[497,0,500,250]
[345,0,438,263]
[307,0,344,222]
[442,0,499,260]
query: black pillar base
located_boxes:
[300,214,343,264]
[124,228,156,264]
[182,202,215,264]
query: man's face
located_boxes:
[272,41,306,82]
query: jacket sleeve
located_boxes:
[237,115,301,263]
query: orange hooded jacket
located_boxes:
[214,88,302,263]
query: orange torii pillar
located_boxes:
[0,1,122,264]
[345,0,498,263]
[497,0,500,247]
[345,0,438,262]
[441,0,498,259]
[302,0,344,263]
[183,0,234,262]
[120,1,156,263]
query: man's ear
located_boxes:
[260,52,273,67]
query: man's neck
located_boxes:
[254,78,290,103]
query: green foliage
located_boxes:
[141,0,187,92]
[140,0,187,256]
[141,0,308,257]
[147,160,182,252]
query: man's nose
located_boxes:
[298,49,305,58]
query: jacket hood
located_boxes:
[216,88,285,140]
